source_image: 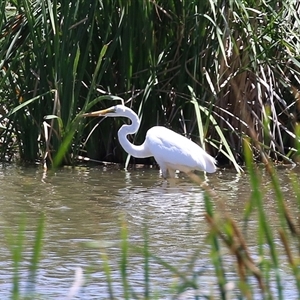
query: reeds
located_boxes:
[6,215,44,300]
[0,1,300,169]
[4,160,300,298]
[91,153,300,299]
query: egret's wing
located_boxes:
[146,126,216,173]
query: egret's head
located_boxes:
[82,105,126,118]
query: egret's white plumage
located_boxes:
[83,105,217,178]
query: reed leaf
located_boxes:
[120,220,129,300]
[26,214,44,296]
[244,138,283,299]
[100,251,115,300]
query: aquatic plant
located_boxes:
[0,0,300,171]
[6,215,44,300]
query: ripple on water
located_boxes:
[0,165,299,298]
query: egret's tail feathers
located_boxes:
[205,157,217,173]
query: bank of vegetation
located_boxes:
[0,1,300,171]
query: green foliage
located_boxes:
[0,0,300,168]
[0,0,107,165]
[199,141,300,299]
[5,214,44,300]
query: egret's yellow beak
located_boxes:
[82,107,114,117]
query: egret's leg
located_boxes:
[167,168,176,178]
[158,163,168,179]
[161,169,168,179]
[156,160,170,179]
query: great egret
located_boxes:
[83,105,217,178]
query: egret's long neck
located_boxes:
[117,108,151,158]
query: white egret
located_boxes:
[83,105,217,178]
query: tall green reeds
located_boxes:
[0,0,107,166]
[84,160,299,299]
[0,1,300,169]
[6,215,44,300]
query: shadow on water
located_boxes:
[0,164,298,298]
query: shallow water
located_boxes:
[0,164,299,299]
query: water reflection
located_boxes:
[0,164,298,299]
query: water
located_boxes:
[0,164,299,299]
